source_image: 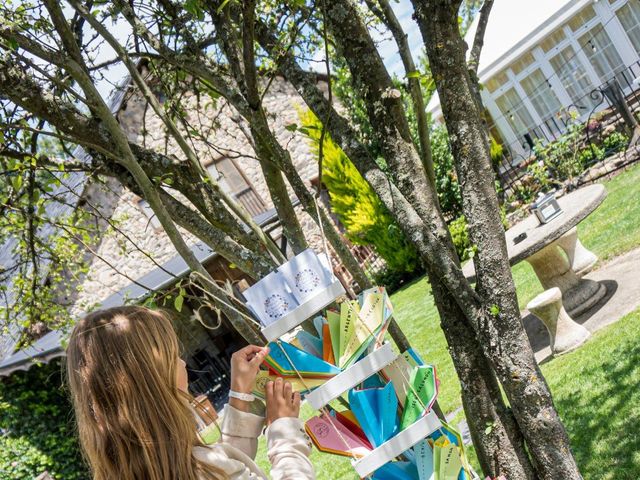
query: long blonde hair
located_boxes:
[66,306,226,480]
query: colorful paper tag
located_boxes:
[264,341,341,377]
[400,365,438,430]
[414,439,435,480]
[349,382,398,447]
[305,414,372,458]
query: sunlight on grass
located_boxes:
[541,308,640,479]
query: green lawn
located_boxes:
[253,307,640,479]
[253,164,640,478]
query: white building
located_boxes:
[428,0,640,158]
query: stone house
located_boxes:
[0,72,381,409]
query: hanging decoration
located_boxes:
[240,248,478,479]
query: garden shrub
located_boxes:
[602,131,629,155]
[297,109,421,274]
[577,144,605,168]
[533,121,586,181]
[0,360,88,480]
[431,126,463,219]
[448,215,471,262]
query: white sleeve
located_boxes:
[219,404,266,460]
[266,417,316,480]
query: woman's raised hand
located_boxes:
[265,377,301,424]
[230,344,270,394]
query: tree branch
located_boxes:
[468,0,494,75]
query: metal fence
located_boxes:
[493,60,640,202]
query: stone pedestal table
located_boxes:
[527,287,591,355]
[463,184,608,317]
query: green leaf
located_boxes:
[12,174,23,191]
[6,37,19,50]
[490,304,500,317]
[174,294,184,312]
[485,422,494,435]
[184,0,205,19]
[406,70,421,79]
[285,123,298,132]
[217,0,233,13]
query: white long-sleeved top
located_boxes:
[193,405,316,480]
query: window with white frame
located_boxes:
[520,69,563,133]
[567,5,597,34]
[539,29,567,54]
[550,45,596,107]
[206,158,267,217]
[494,87,536,138]
[485,71,509,93]
[615,1,640,55]
[510,52,535,77]
[578,26,625,83]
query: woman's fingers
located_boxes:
[265,380,275,399]
[283,380,293,401]
[274,376,284,400]
[249,346,269,366]
[236,344,266,360]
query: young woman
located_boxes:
[66,305,316,480]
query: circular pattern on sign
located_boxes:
[295,268,321,293]
[264,293,290,319]
[313,423,330,438]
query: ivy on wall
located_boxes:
[0,360,89,480]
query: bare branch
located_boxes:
[468,0,494,75]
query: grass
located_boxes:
[254,164,640,478]
[252,308,640,479]
[540,308,640,479]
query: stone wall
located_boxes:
[69,75,338,317]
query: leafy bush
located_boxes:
[489,136,504,167]
[448,215,471,262]
[533,121,586,181]
[0,360,88,480]
[372,264,425,293]
[577,144,605,168]
[602,131,629,155]
[431,126,463,219]
[297,109,421,273]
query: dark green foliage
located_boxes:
[372,264,425,294]
[431,126,463,219]
[448,215,471,262]
[298,110,420,274]
[602,131,629,155]
[0,360,88,480]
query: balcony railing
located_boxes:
[491,60,640,200]
[234,186,267,217]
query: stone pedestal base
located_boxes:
[555,226,598,277]
[526,244,607,317]
[527,287,591,355]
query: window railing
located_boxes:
[234,187,267,217]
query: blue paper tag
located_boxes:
[372,461,419,479]
[414,440,435,480]
[349,382,398,447]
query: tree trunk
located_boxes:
[259,157,309,255]
[365,0,436,186]
[413,2,581,478]
[428,267,536,479]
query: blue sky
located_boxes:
[94,1,423,99]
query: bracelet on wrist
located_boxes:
[229,390,255,402]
